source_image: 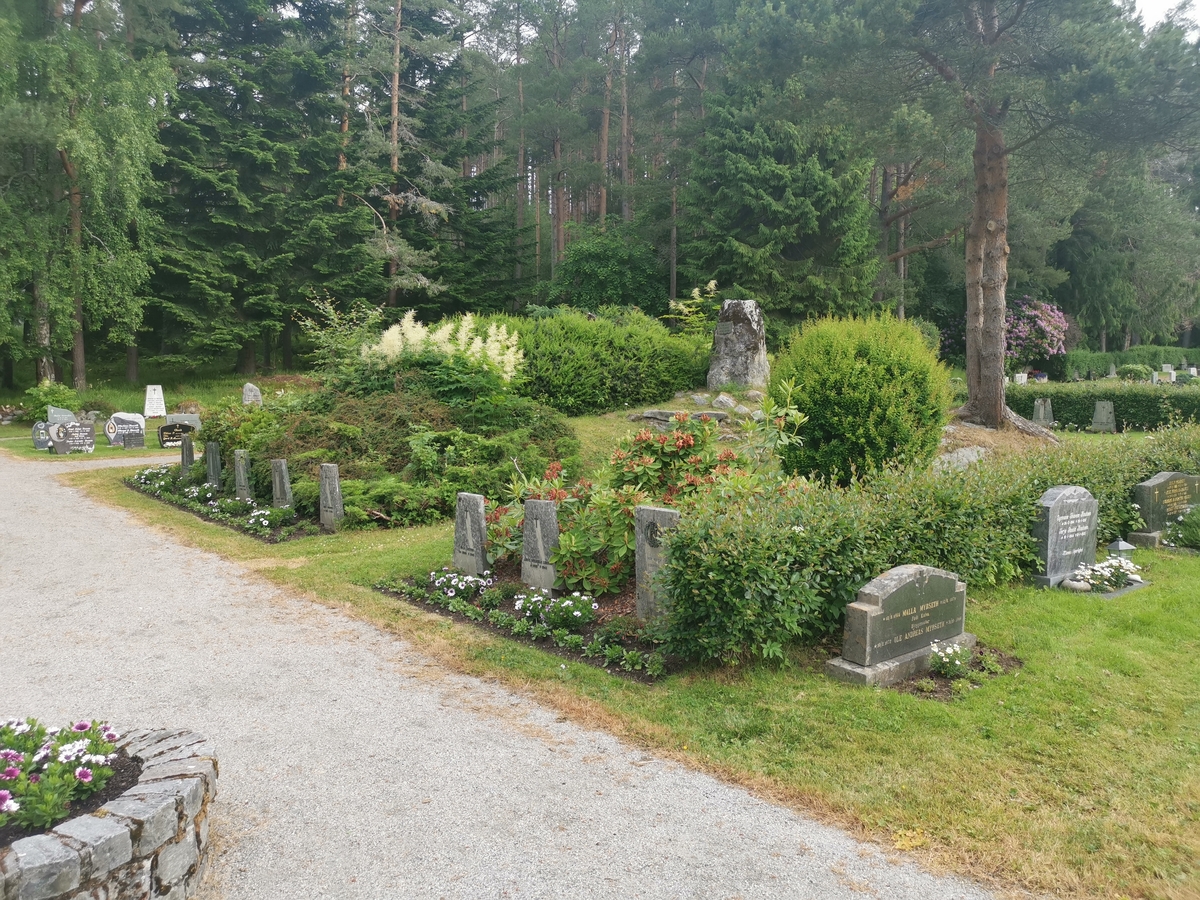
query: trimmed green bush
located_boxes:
[1007,382,1200,431]
[21,380,79,422]
[488,310,709,415]
[1064,346,1193,379]
[771,316,951,484]
[1116,363,1154,382]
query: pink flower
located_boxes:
[73,721,91,732]
[28,774,40,783]
[1,767,18,780]
[0,789,17,813]
[0,750,22,764]
[74,767,93,783]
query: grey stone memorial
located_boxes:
[1152,372,1160,384]
[166,413,202,432]
[46,405,76,425]
[1128,471,1200,547]
[706,299,769,389]
[1091,400,1116,433]
[205,442,221,486]
[521,499,560,591]
[103,413,145,447]
[635,506,680,620]
[143,385,167,418]
[1108,362,1118,377]
[1033,486,1099,587]
[31,422,50,451]
[1163,364,1175,373]
[180,435,195,475]
[271,459,293,508]
[452,492,488,576]
[1012,373,1028,386]
[242,382,263,407]
[826,565,974,687]
[122,432,145,450]
[234,449,252,501]
[319,463,344,531]
[1032,398,1053,427]
[48,422,95,455]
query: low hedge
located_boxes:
[1064,346,1194,379]
[1007,382,1200,430]
[660,425,1200,663]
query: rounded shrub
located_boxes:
[1117,363,1154,382]
[771,316,950,484]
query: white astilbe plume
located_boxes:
[362,311,523,380]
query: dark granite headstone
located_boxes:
[271,459,293,508]
[143,385,166,418]
[635,506,680,620]
[1033,486,1099,587]
[452,493,488,575]
[180,435,195,474]
[826,565,973,686]
[104,413,145,447]
[1032,398,1053,428]
[157,422,196,448]
[31,422,50,451]
[48,422,95,455]
[1091,401,1116,433]
[234,449,252,501]
[521,499,559,591]
[706,299,769,389]
[243,383,263,407]
[122,432,145,450]
[1128,471,1200,546]
[46,406,76,425]
[319,463,344,531]
[205,442,221,486]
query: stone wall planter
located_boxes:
[0,729,217,900]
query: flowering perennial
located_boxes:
[363,311,523,381]
[928,642,972,679]
[1070,557,1142,592]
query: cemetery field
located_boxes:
[0,423,175,459]
[67,465,1199,900]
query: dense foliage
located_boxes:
[1007,382,1200,431]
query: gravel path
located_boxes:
[1,451,996,900]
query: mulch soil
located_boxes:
[889,643,1024,701]
[0,752,142,850]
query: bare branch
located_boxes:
[886,227,962,261]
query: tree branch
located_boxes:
[886,227,961,262]
[992,0,1029,43]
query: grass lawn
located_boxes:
[0,423,177,460]
[60,458,1199,900]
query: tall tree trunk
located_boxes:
[126,344,138,383]
[1099,330,1107,353]
[896,171,907,321]
[1123,326,1133,351]
[263,330,273,370]
[282,320,293,369]
[59,149,86,391]
[962,117,1009,429]
[337,0,355,206]
[33,284,54,383]
[461,33,468,178]
[387,0,403,306]
[534,164,541,279]
[873,166,892,306]
[2,353,13,390]
[618,21,631,223]
[598,24,615,227]
[553,135,565,264]
[670,185,677,301]
[514,2,525,280]
[237,339,257,376]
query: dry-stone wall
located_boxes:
[0,729,217,900]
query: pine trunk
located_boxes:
[237,339,256,376]
[619,21,631,223]
[33,285,53,383]
[59,149,86,391]
[387,0,403,306]
[126,344,138,383]
[553,135,565,264]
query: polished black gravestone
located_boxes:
[104,413,145,447]
[49,422,95,455]
[157,422,196,449]
[1033,486,1098,587]
[122,432,146,450]
[31,422,50,451]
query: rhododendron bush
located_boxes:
[1006,296,1068,370]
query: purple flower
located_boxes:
[0,750,22,764]
[75,767,93,783]
[28,774,40,784]
[73,721,91,732]
[0,767,18,780]
[0,789,17,813]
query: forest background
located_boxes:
[4,0,1200,391]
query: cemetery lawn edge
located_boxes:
[68,466,1200,900]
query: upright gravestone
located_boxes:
[1091,401,1116,433]
[31,422,50,451]
[144,385,166,418]
[233,449,252,501]
[271,459,293,508]
[242,383,263,407]
[1163,364,1175,373]
[1012,373,1028,386]
[521,499,560,591]
[180,435,195,476]
[122,432,145,450]
[46,406,76,425]
[205,442,221,486]
[103,413,145,447]
[706,299,769,389]
[1128,471,1200,547]
[166,413,202,432]
[1152,372,1160,385]
[157,422,195,448]
[48,422,95,455]
[452,492,488,576]
[1032,398,1054,428]
[1108,362,1118,377]
[635,506,680,620]
[825,565,974,687]
[319,464,344,531]
[1033,486,1099,587]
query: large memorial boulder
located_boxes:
[706,300,768,389]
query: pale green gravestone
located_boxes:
[1032,398,1053,427]
[1091,401,1116,433]
[319,463,344,531]
[234,449,252,500]
[452,492,488,575]
[271,459,293,508]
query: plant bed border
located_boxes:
[888,644,1025,702]
[124,479,318,544]
[0,729,218,900]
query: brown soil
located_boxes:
[890,644,1023,702]
[938,422,1055,456]
[0,751,142,849]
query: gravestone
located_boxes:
[271,459,293,508]
[122,432,145,450]
[234,449,252,501]
[319,463,344,531]
[706,299,769,389]
[1152,372,1160,385]
[825,565,974,687]
[205,442,221,486]
[1128,471,1200,547]
[521,499,560,591]
[452,492,488,576]
[103,413,145,447]
[180,435,195,473]
[166,413,202,432]
[48,422,95,455]
[242,383,263,407]
[1162,364,1175,373]
[144,385,166,418]
[31,422,50,451]
[1091,401,1116,433]
[635,506,680,620]
[46,406,76,425]
[1012,373,1028,385]
[1033,486,1099,587]
[157,422,195,448]
[1032,398,1053,428]
[1108,362,1118,377]
[1190,368,1198,377]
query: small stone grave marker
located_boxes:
[166,413,202,432]
[157,422,195,448]
[104,413,145,447]
[46,406,76,425]
[1108,362,1118,377]
[452,492,488,575]
[1033,486,1098,587]
[521,499,559,591]
[49,422,95,455]
[1128,471,1200,546]
[319,463,344,531]
[1152,372,1160,384]
[180,435,195,473]
[1163,364,1175,373]
[205,442,221,486]
[1012,373,1028,386]
[242,383,263,407]
[31,422,50,451]
[825,565,974,687]
[707,299,769,389]
[234,449,252,500]
[1032,398,1053,427]
[635,506,680,620]
[271,459,293,508]
[144,385,166,418]
[1190,367,1198,377]
[1091,401,1116,432]
[122,432,145,450]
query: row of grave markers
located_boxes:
[1026,398,1137,433]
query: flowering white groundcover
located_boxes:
[1070,557,1142,592]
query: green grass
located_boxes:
[0,423,176,460]
[63,463,1200,900]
